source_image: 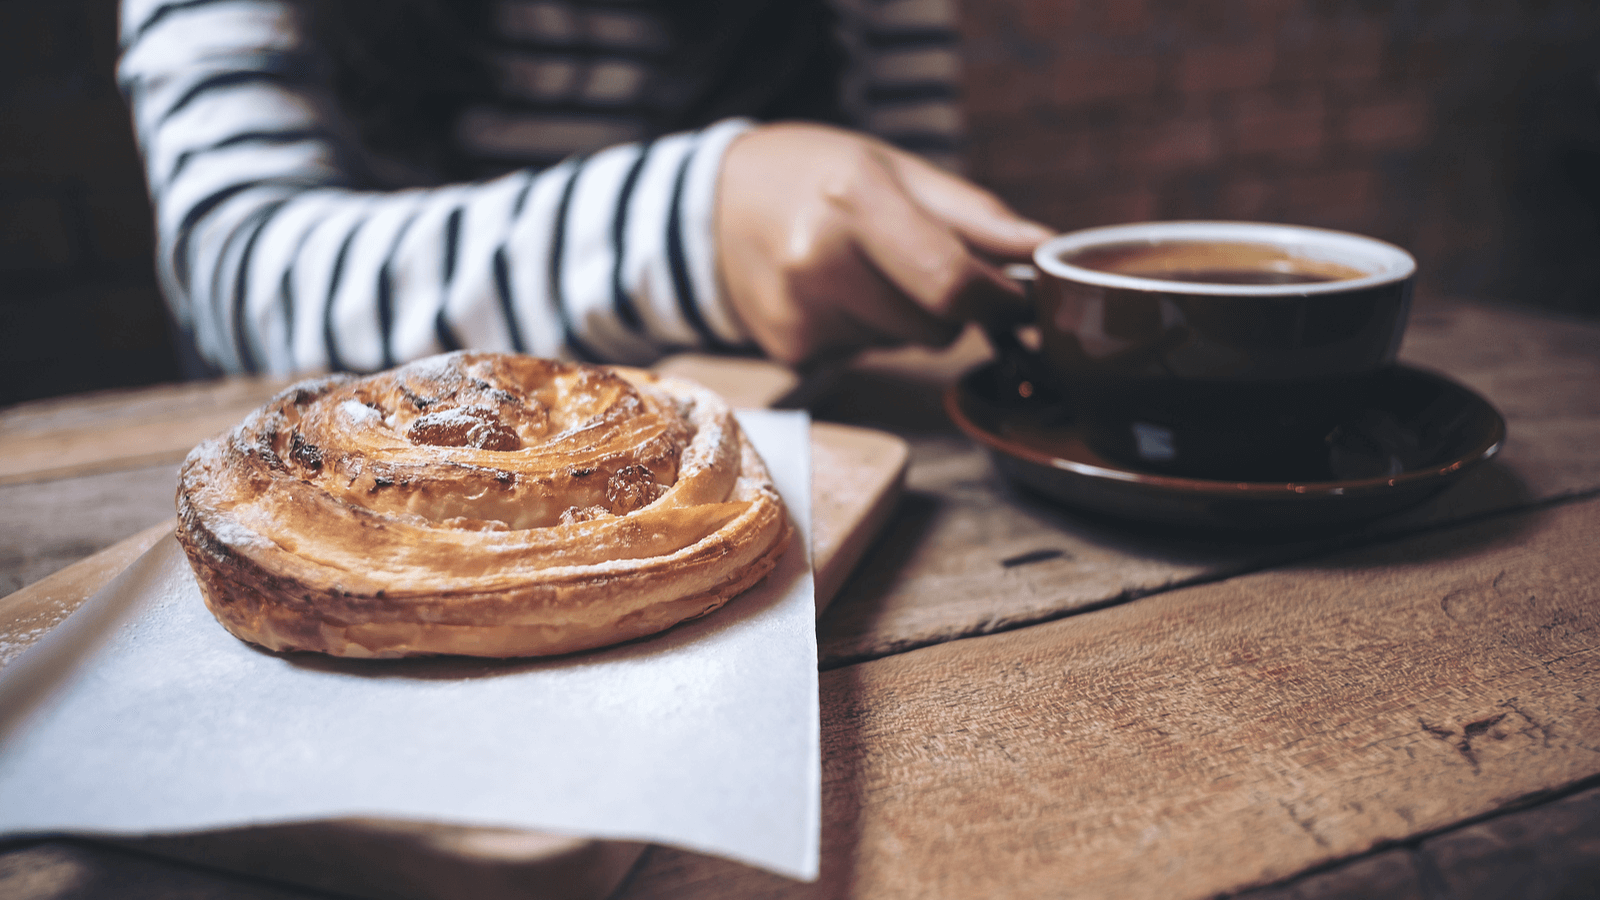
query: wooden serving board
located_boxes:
[0,355,908,900]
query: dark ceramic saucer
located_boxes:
[945,362,1506,532]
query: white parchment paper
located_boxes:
[0,410,820,881]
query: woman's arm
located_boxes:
[118,0,754,375]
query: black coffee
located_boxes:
[1067,241,1369,285]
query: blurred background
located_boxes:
[3,0,1599,407]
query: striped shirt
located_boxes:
[117,0,962,375]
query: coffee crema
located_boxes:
[1064,240,1370,286]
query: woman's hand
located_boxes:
[715,122,1053,365]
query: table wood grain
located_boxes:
[619,492,1600,899]
[3,300,1599,900]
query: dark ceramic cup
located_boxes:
[1027,221,1416,482]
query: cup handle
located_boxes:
[986,263,1037,344]
[981,263,1061,406]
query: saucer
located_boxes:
[944,362,1506,533]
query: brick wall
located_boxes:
[2,0,1597,406]
[961,0,1600,314]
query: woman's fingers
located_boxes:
[816,251,966,348]
[888,148,1054,259]
[714,121,1055,365]
[844,147,1032,324]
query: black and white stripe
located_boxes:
[118,0,962,374]
[837,0,963,168]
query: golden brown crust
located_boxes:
[175,353,790,658]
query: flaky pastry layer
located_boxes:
[175,352,790,658]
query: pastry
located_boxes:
[175,352,791,658]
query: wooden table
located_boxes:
[2,297,1599,899]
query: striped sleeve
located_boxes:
[118,0,755,375]
[832,0,964,171]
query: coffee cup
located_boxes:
[1018,221,1416,482]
